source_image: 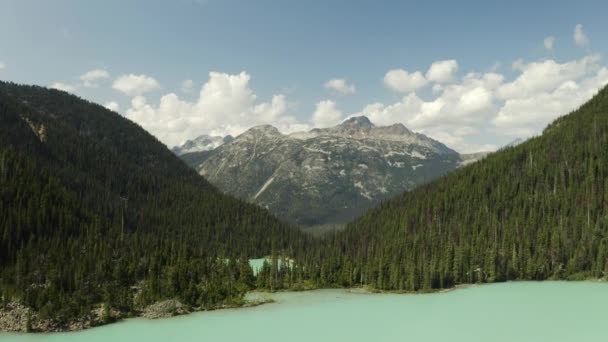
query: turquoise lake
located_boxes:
[1,282,606,342]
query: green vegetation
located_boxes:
[0,82,315,323]
[331,84,608,291]
[2,80,608,328]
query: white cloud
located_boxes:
[358,91,497,153]
[496,55,601,100]
[494,67,608,136]
[311,100,343,128]
[432,84,443,93]
[356,54,608,152]
[80,69,110,87]
[181,79,194,93]
[104,101,120,112]
[0,61,5,70]
[426,60,459,83]
[324,78,356,95]
[383,69,427,93]
[124,71,303,147]
[574,24,589,47]
[116,54,608,154]
[50,82,76,93]
[364,72,500,131]
[544,36,555,50]
[419,127,498,153]
[113,74,160,96]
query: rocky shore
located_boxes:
[0,301,124,333]
[0,297,274,333]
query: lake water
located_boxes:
[248,257,292,276]
[2,282,606,342]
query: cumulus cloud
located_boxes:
[80,69,110,87]
[324,78,356,95]
[311,100,344,128]
[426,60,459,83]
[113,74,160,96]
[354,54,607,152]
[50,82,76,93]
[104,101,120,112]
[101,52,608,154]
[574,24,589,47]
[496,55,601,100]
[124,71,304,147]
[419,127,498,153]
[181,79,194,93]
[383,69,427,93]
[494,66,608,136]
[358,89,497,153]
[544,36,555,50]
[365,72,500,130]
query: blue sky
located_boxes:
[1,0,607,151]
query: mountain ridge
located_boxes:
[172,134,234,155]
[189,116,463,225]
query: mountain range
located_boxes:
[2,80,608,332]
[171,134,234,155]
[178,116,482,226]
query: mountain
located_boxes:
[2,80,607,332]
[0,82,314,330]
[333,85,608,291]
[171,134,233,155]
[191,116,462,226]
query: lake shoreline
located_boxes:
[2,278,605,334]
[0,297,275,334]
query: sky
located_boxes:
[1,0,607,152]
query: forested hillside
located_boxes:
[331,85,608,291]
[0,82,314,327]
[2,80,608,331]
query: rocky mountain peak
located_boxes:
[373,123,412,136]
[191,115,464,226]
[316,116,376,138]
[172,134,229,155]
[340,116,374,130]
[241,124,282,137]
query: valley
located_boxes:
[2,2,607,340]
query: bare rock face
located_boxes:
[0,301,123,332]
[22,117,47,143]
[0,302,31,332]
[142,300,189,319]
[172,134,233,155]
[190,116,466,226]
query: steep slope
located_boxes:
[333,85,608,291]
[194,117,461,225]
[171,134,233,155]
[0,82,312,329]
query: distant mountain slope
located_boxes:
[335,85,608,291]
[172,134,233,155]
[192,116,462,225]
[0,82,311,328]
